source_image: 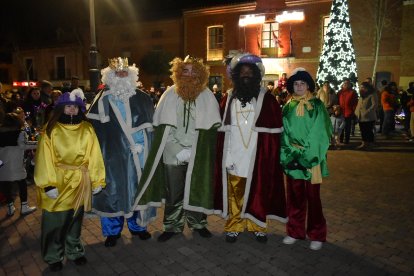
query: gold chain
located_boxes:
[235,101,254,149]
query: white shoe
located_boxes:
[7,203,15,217]
[21,202,37,215]
[310,241,323,250]
[282,236,297,245]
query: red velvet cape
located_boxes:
[214,91,287,225]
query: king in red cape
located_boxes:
[214,53,287,243]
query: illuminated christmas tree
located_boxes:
[316,0,358,91]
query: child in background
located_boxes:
[0,112,37,216]
[331,105,345,149]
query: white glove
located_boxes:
[92,186,103,195]
[130,144,143,154]
[176,148,191,163]
[45,188,59,199]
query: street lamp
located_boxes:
[89,0,100,94]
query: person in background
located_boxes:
[14,107,37,183]
[355,82,378,149]
[407,90,414,142]
[330,105,345,149]
[381,82,398,138]
[316,81,338,116]
[266,81,275,94]
[212,83,222,103]
[45,90,62,121]
[400,83,412,133]
[23,87,48,129]
[70,76,80,91]
[0,113,37,217]
[277,73,288,92]
[280,68,332,251]
[136,81,145,91]
[214,53,286,243]
[87,57,155,247]
[337,78,358,144]
[377,79,388,133]
[133,56,221,242]
[8,92,24,112]
[39,80,53,105]
[34,89,105,271]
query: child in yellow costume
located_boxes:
[34,89,105,272]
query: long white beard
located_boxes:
[101,66,139,102]
[107,78,136,102]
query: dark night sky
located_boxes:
[1,0,251,50]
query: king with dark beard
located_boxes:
[231,61,262,107]
[132,56,222,242]
[214,53,287,244]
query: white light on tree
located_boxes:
[316,0,358,91]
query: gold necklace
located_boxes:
[236,102,253,124]
[235,101,254,149]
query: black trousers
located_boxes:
[340,117,353,143]
[0,179,28,204]
[359,121,375,142]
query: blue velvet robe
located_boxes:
[87,89,154,221]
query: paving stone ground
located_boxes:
[1,126,413,275]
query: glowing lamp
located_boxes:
[239,14,266,27]
[275,10,304,23]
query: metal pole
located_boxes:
[89,0,100,94]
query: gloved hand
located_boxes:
[45,188,59,199]
[176,148,191,163]
[92,186,103,195]
[286,160,307,170]
[130,144,143,154]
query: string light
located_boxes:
[316,0,358,91]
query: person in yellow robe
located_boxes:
[34,89,105,272]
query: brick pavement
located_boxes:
[1,127,413,275]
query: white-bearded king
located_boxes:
[87,57,155,247]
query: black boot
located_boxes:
[73,256,87,266]
[194,227,212,238]
[104,234,121,247]
[49,261,63,272]
[130,230,151,240]
[157,232,176,242]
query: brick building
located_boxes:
[4,0,413,93]
[183,0,414,92]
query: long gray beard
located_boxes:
[108,81,136,102]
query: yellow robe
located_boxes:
[34,122,106,212]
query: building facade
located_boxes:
[4,0,413,94]
[183,0,414,92]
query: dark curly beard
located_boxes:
[232,76,260,107]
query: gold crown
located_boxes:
[108,57,129,71]
[183,55,203,64]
